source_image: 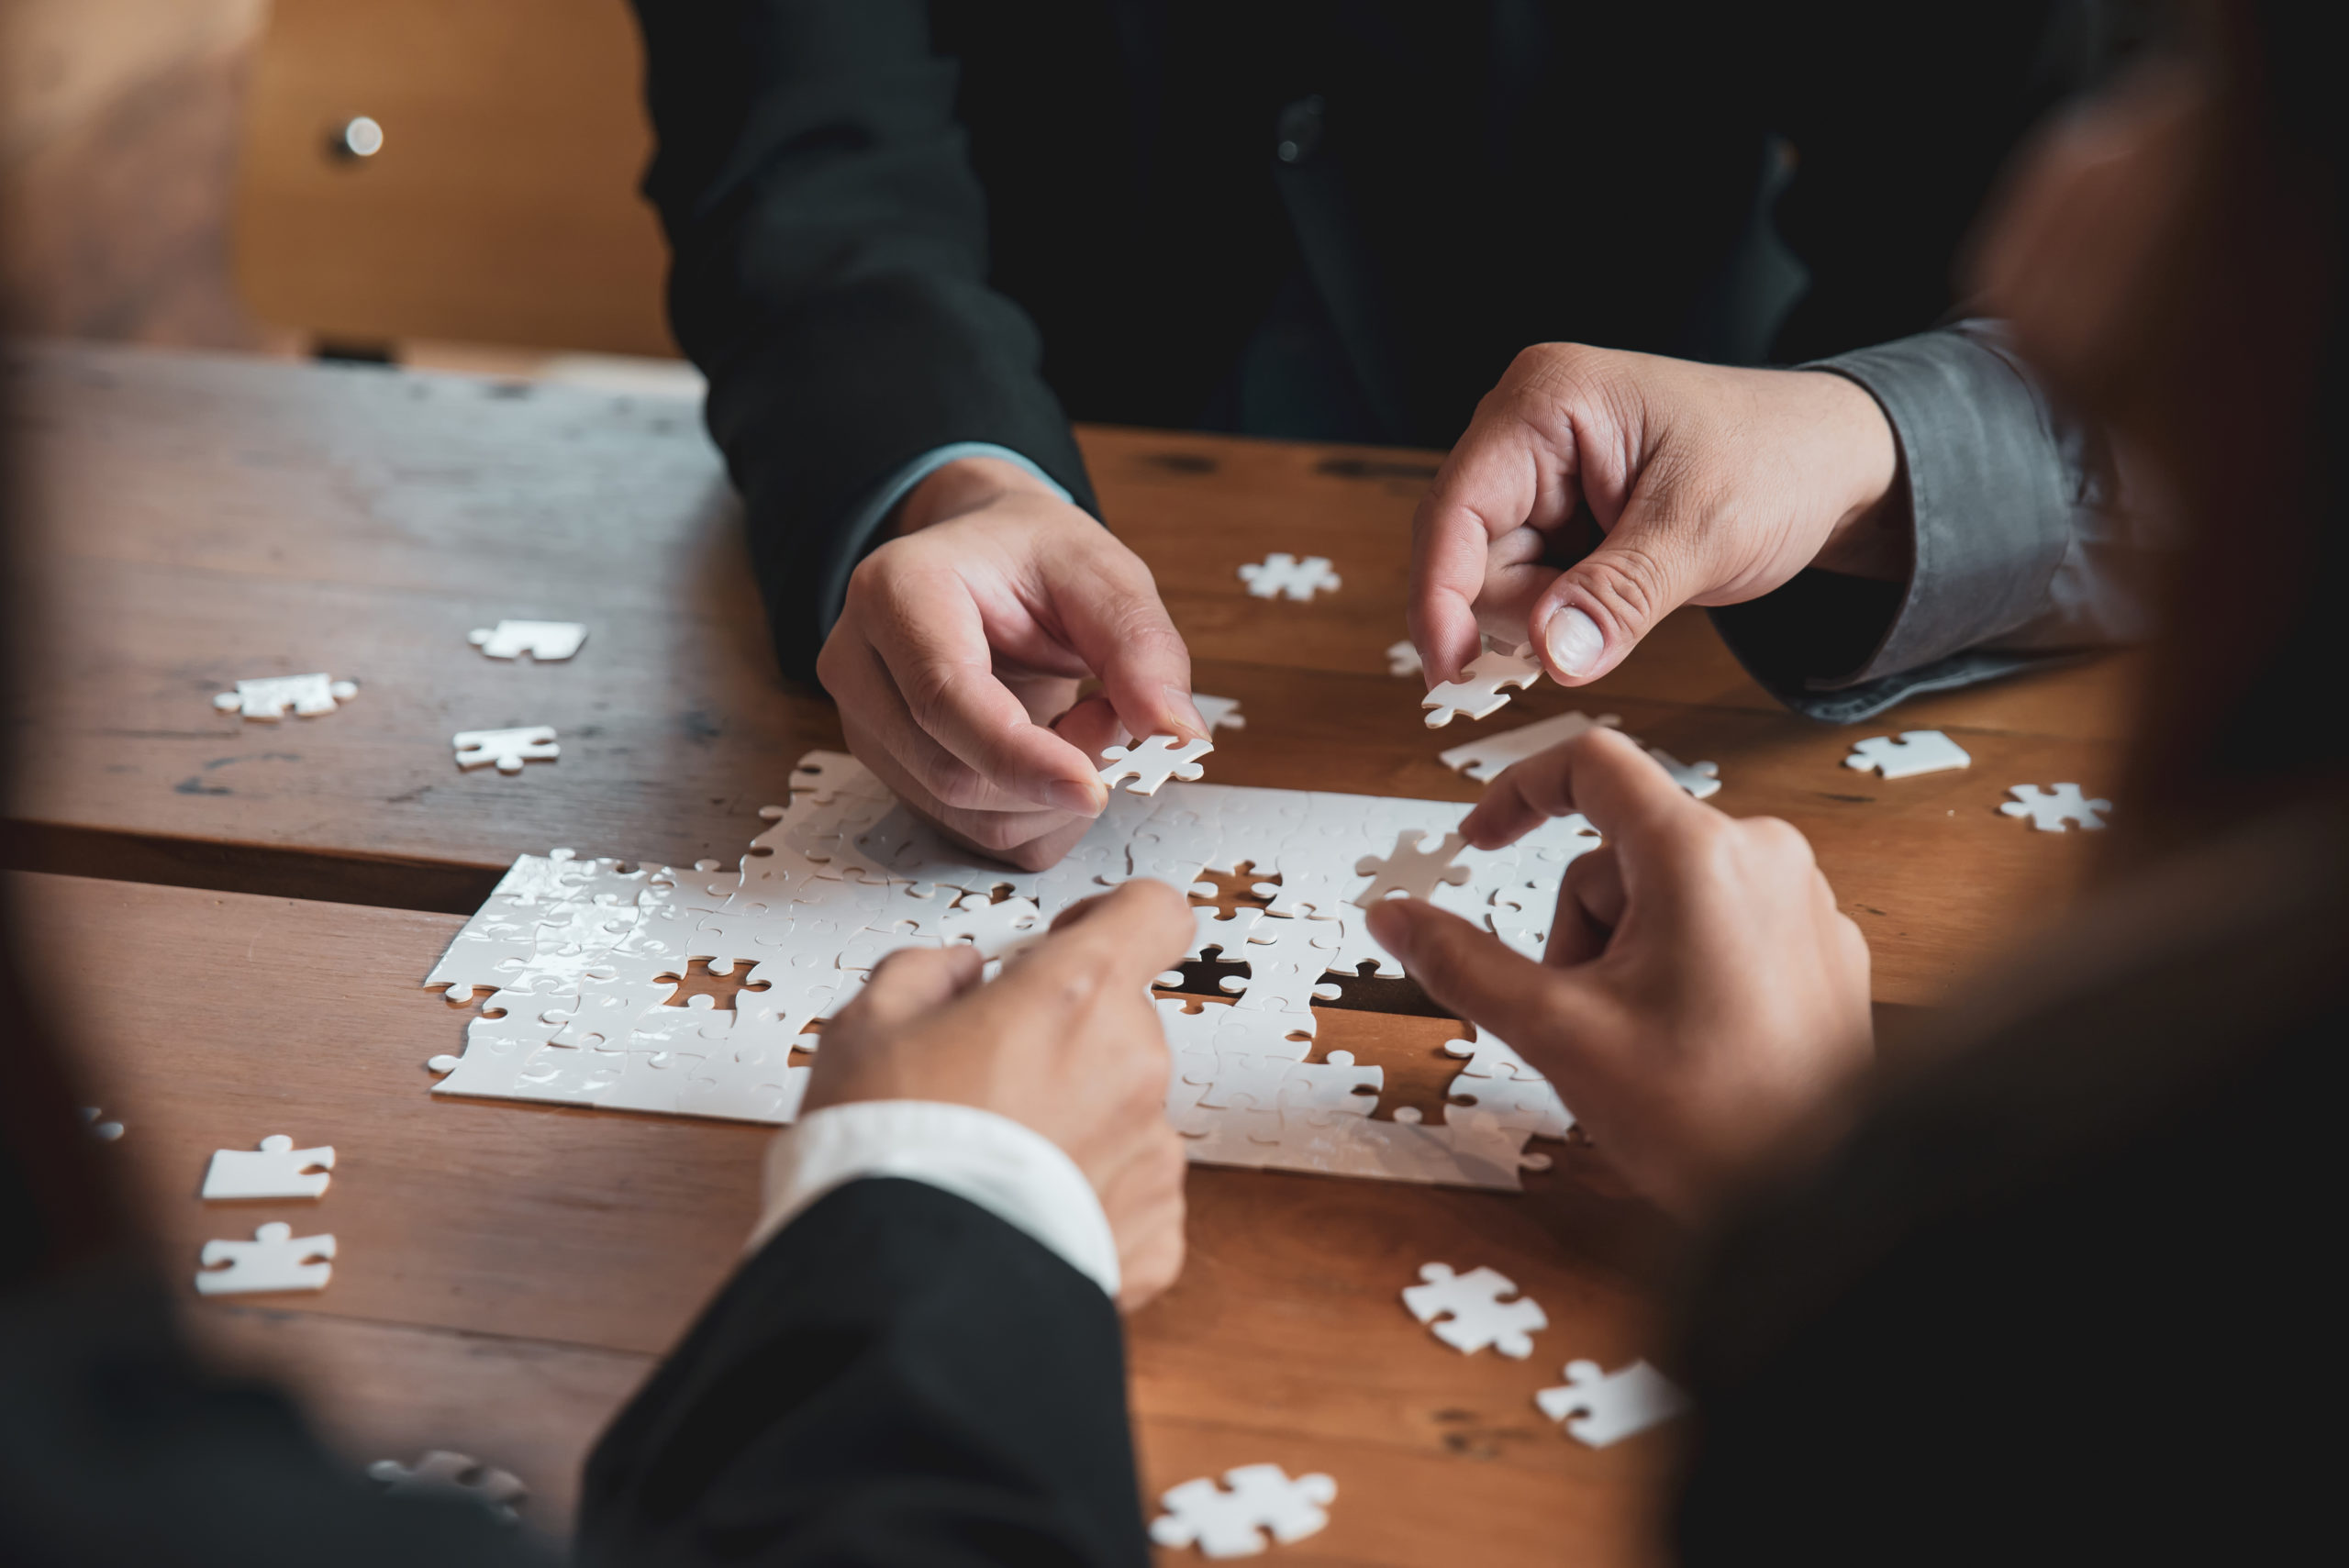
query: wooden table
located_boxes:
[4,340,2132,1562]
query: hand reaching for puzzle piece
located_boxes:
[818,455,1209,871]
[1407,345,1902,688]
[1364,725,1875,1218]
[804,878,1196,1308]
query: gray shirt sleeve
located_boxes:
[1709,320,2172,723]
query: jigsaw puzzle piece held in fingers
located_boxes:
[1420,641,1542,727]
[1098,734,1215,795]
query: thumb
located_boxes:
[1526,493,1697,685]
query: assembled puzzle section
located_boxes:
[417,751,1604,1190]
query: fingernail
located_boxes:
[1164,684,1209,738]
[1543,606,1605,679]
[1046,777,1105,817]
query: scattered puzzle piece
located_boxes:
[195,1222,335,1296]
[1386,639,1422,677]
[1237,552,1341,601]
[201,1135,335,1199]
[468,619,587,661]
[1534,1359,1690,1447]
[454,726,561,773]
[1421,642,1542,728]
[1151,1464,1337,1558]
[1192,694,1246,732]
[79,1106,124,1140]
[1401,1262,1548,1358]
[1437,710,1621,782]
[1843,728,1971,779]
[2000,783,2110,832]
[1099,734,1214,795]
[1354,829,1471,907]
[368,1450,528,1522]
[212,673,359,720]
[1643,746,1720,800]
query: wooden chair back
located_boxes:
[232,0,674,356]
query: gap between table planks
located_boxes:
[4,340,2131,1006]
[24,870,1703,1562]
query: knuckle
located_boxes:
[1742,815,1817,866]
[923,766,994,813]
[1570,548,1671,630]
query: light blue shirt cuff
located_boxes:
[818,442,1074,632]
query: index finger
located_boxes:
[1461,726,1696,851]
[863,560,1112,816]
[1408,410,1577,685]
[979,879,1194,1019]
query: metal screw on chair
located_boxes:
[328,116,384,161]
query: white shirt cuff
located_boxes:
[748,1101,1121,1299]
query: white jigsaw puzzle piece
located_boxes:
[1098,734,1214,795]
[1843,728,1971,779]
[454,726,560,773]
[195,1222,336,1295]
[212,673,359,720]
[2000,783,2110,831]
[936,893,1045,961]
[1401,1262,1548,1358]
[1386,639,1422,677]
[1150,1464,1337,1558]
[467,619,587,661]
[1186,903,1264,962]
[1236,552,1341,601]
[1191,693,1246,732]
[1644,747,1721,799]
[367,1450,528,1521]
[201,1135,335,1200]
[1534,1359,1690,1447]
[1354,829,1471,906]
[1438,709,1621,782]
[1421,642,1542,728]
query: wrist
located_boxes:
[896,454,1064,535]
[1800,373,1909,581]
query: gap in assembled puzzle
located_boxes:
[419,751,1595,1190]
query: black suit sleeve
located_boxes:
[628,0,1097,684]
[0,1258,553,1568]
[579,1177,1151,1568]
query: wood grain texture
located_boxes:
[6,342,2123,1002]
[189,1306,654,1536]
[25,872,1683,1562]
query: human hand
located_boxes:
[1364,728,1873,1218]
[1409,346,1905,688]
[803,878,1195,1309]
[818,456,1207,870]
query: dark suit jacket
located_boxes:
[629,1,2145,713]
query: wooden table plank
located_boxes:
[28,871,1680,1560]
[189,1306,653,1536]
[7,342,2125,999]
